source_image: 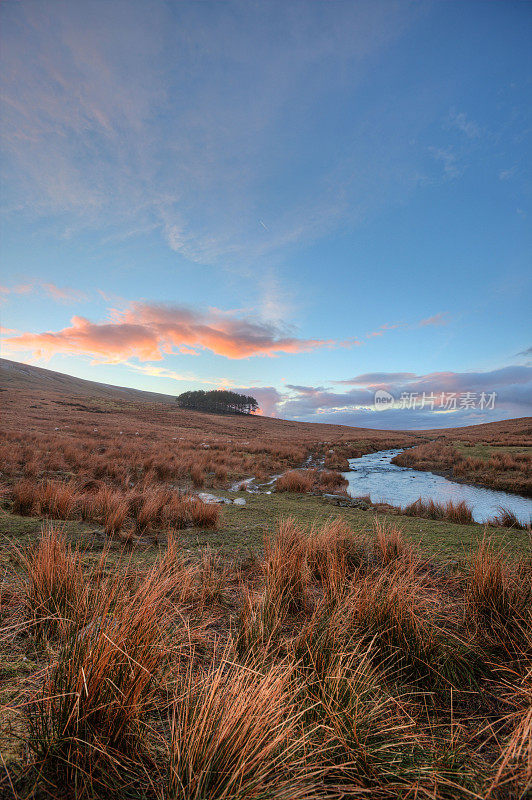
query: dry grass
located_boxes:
[403,497,474,524]
[275,469,317,493]
[0,385,426,507]
[24,550,171,796]
[16,525,86,638]
[166,658,312,800]
[0,380,531,799]
[1,519,531,798]
[394,440,532,496]
[275,468,347,494]
[491,669,532,798]
[8,477,221,536]
[1,380,532,798]
[465,537,532,654]
[491,506,531,531]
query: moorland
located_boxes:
[0,358,531,799]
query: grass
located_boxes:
[393,441,532,497]
[24,562,168,796]
[166,657,312,800]
[275,468,347,493]
[1,391,531,798]
[2,488,531,564]
[16,525,86,638]
[403,497,474,524]
[1,512,531,799]
[465,536,532,655]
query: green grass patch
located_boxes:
[455,442,532,461]
[2,492,529,570]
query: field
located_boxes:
[1,367,531,798]
[393,439,532,497]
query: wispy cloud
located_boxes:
[365,312,450,339]
[0,1,426,268]
[429,147,461,179]
[499,166,517,181]
[448,109,481,139]
[0,280,87,304]
[419,312,449,327]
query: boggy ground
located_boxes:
[0,508,531,799]
[1,387,531,798]
[392,440,532,497]
[0,386,424,491]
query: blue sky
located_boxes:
[1,0,531,428]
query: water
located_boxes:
[343,449,532,525]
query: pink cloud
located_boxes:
[419,312,450,327]
[4,302,334,362]
[0,283,33,298]
[1,280,87,303]
[40,282,88,303]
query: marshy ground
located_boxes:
[0,387,531,798]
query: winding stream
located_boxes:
[343,449,532,525]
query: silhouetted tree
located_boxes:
[176,390,259,415]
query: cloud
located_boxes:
[429,147,461,179]
[336,372,418,386]
[419,312,449,327]
[0,1,427,267]
[499,167,517,181]
[236,386,284,418]
[0,283,33,298]
[363,313,450,340]
[3,302,334,362]
[0,280,87,304]
[125,363,197,382]
[448,109,481,139]
[40,282,88,303]
[517,346,532,357]
[242,366,532,429]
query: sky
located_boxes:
[1,0,531,430]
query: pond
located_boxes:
[343,449,532,525]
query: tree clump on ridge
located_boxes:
[176,389,259,415]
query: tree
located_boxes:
[176,389,259,415]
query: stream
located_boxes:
[343,449,532,525]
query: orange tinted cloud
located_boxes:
[4,303,334,362]
[418,312,450,327]
[1,280,87,303]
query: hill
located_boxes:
[0,357,176,403]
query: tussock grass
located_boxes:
[492,672,532,798]
[2,517,531,799]
[404,497,473,524]
[490,505,530,531]
[275,468,347,494]
[9,477,221,537]
[466,537,532,655]
[24,558,170,796]
[275,469,316,493]
[166,658,313,800]
[263,518,311,615]
[17,525,86,638]
[297,642,426,794]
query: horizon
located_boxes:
[3,355,531,433]
[1,1,531,430]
